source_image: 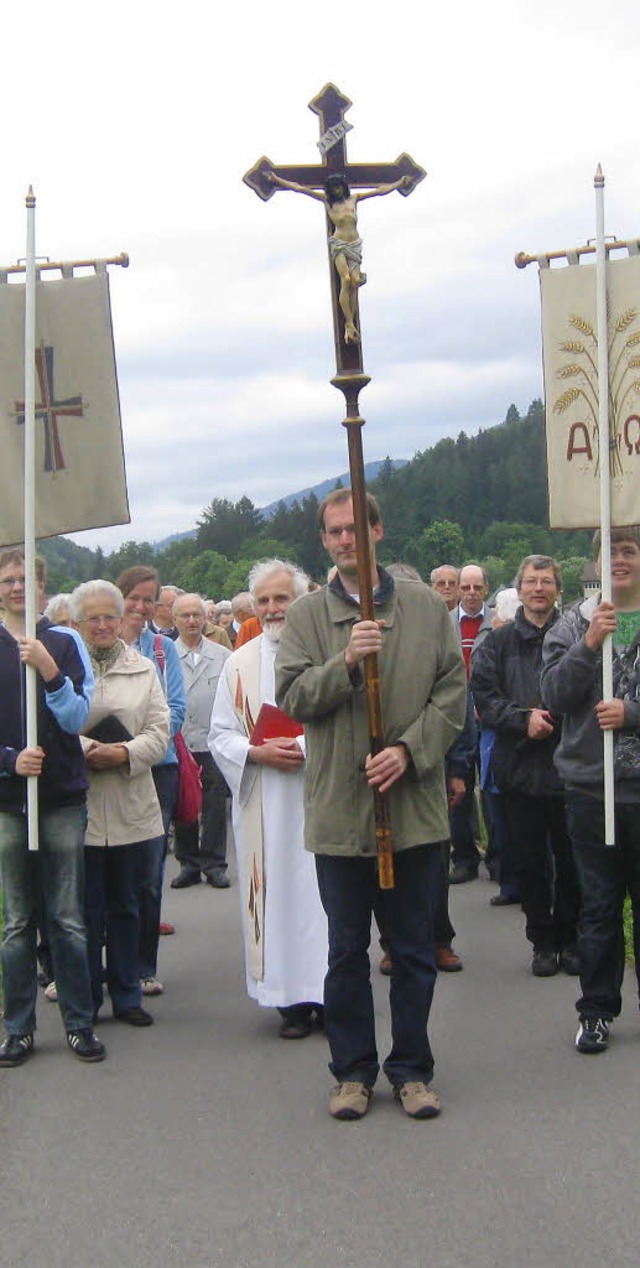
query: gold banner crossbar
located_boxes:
[0,252,129,281]
[515,238,640,269]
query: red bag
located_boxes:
[174,732,203,824]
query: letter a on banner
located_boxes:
[0,270,130,545]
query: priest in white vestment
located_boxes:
[208,560,327,1038]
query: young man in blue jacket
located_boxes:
[0,550,104,1066]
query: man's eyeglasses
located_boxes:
[0,576,26,589]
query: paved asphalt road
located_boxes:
[1,853,640,1268]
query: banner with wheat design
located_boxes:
[540,255,640,528]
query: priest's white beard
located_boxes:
[262,618,285,641]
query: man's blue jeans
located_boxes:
[315,843,442,1088]
[566,792,640,1020]
[0,804,94,1034]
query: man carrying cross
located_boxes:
[264,170,411,342]
[275,490,466,1119]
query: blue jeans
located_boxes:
[138,765,178,977]
[85,844,143,1014]
[0,804,94,1034]
[449,770,481,872]
[566,793,640,1020]
[482,789,519,897]
[315,843,442,1088]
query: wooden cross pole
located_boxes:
[244,84,425,888]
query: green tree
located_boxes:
[179,551,230,598]
[92,547,106,579]
[105,540,157,580]
[197,497,261,557]
[377,455,395,487]
[479,556,508,592]
[407,519,465,578]
[502,538,532,582]
[480,522,552,559]
[557,555,589,604]
[155,536,197,583]
[253,536,300,562]
[223,557,256,597]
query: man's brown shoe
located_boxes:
[329,1081,372,1120]
[395,1081,442,1119]
[436,945,463,972]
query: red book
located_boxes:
[249,703,303,745]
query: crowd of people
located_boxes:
[0,497,639,1117]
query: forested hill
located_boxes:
[38,399,593,599]
[377,400,548,555]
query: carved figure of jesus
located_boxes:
[264,170,412,343]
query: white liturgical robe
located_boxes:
[208,633,327,1008]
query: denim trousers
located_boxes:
[138,764,179,978]
[315,843,442,1088]
[482,789,518,897]
[0,804,94,1034]
[174,751,228,876]
[504,790,580,950]
[566,792,640,1020]
[374,842,452,948]
[449,769,481,872]
[84,843,144,1014]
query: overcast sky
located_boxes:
[3,0,640,551]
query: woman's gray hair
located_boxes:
[68,580,125,623]
[44,594,72,624]
[248,558,309,600]
[494,588,521,622]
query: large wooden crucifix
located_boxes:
[244,84,426,888]
[244,83,424,363]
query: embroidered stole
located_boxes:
[228,644,265,981]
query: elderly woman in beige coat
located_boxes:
[70,581,170,1027]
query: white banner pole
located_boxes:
[24,187,39,851]
[594,165,615,846]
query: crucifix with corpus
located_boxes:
[244,84,425,888]
[243,83,425,359]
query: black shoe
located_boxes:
[0,1033,34,1067]
[170,869,201,889]
[576,1016,610,1054]
[490,893,520,907]
[559,945,580,975]
[67,1029,106,1062]
[114,1006,154,1027]
[279,1017,313,1039]
[278,1004,314,1039]
[449,865,478,885]
[206,869,231,889]
[532,948,558,977]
